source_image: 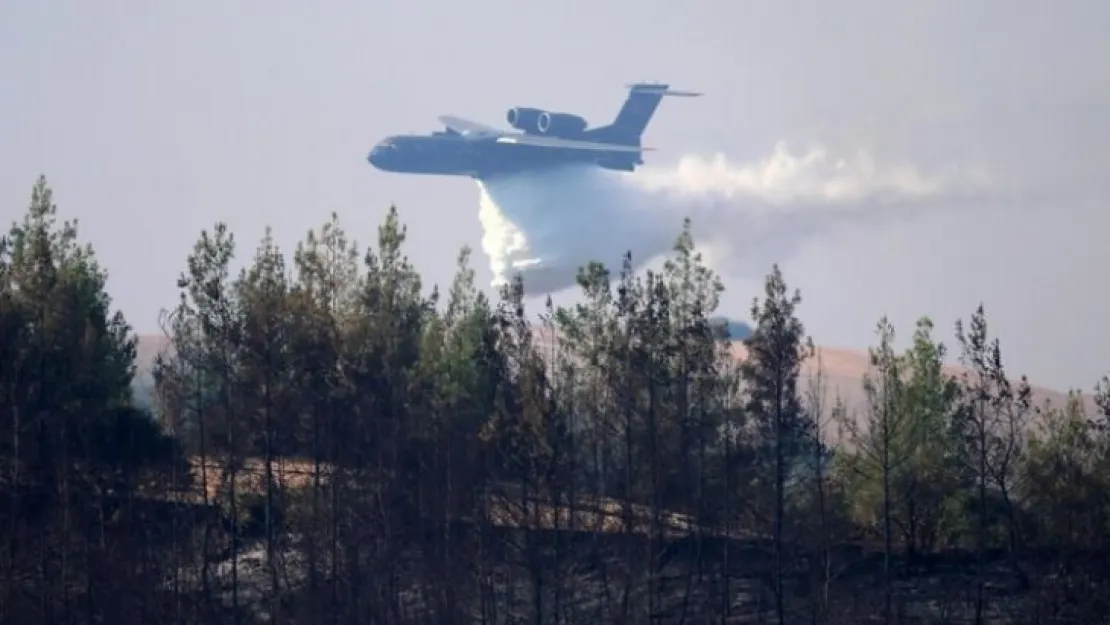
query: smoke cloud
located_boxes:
[477,142,992,295]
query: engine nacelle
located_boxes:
[506,107,545,133]
[536,112,588,136]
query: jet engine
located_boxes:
[506,107,545,133]
[536,112,588,136]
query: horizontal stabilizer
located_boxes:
[625,83,703,97]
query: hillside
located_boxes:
[729,342,1099,446]
[133,332,1098,433]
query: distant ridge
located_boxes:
[132,331,1098,441]
[726,342,1100,446]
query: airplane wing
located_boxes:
[495,134,653,153]
[438,114,652,153]
[438,115,501,137]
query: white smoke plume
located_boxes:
[478,142,992,295]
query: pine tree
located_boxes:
[850,316,909,621]
[555,260,618,500]
[342,205,433,618]
[154,221,241,617]
[898,318,961,559]
[1021,395,1105,550]
[659,220,732,621]
[234,227,294,616]
[2,176,183,623]
[802,355,834,625]
[288,211,362,620]
[739,264,813,625]
[954,304,1033,620]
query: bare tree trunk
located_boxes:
[196,371,215,614]
[722,400,733,623]
[224,339,241,624]
[329,409,340,625]
[171,424,183,625]
[5,400,19,623]
[309,403,321,624]
[882,425,893,625]
[261,346,281,624]
[60,407,71,624]
[807,354,831,625]
[774,374,786,625]
[975,397,987,625]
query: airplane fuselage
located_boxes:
[366,133,639,180]
[366,83,700,180]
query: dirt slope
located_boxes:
[730,342,1098,445]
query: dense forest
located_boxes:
[2,175,1109,624]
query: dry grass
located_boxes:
[174,456,753,540]
[184,456,329,503]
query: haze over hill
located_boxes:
[133,327,1099,436]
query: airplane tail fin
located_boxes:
[595,83,701,145]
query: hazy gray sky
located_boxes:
[3,1,1108,390]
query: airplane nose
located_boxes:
[368,142,393,169]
